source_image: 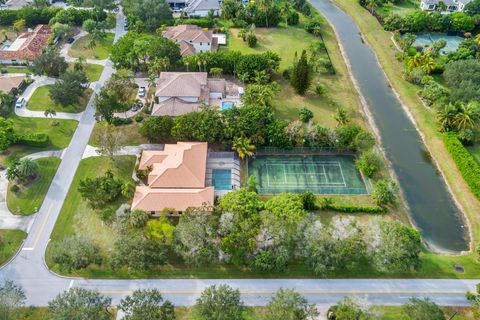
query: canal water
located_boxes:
[309,0,468,252]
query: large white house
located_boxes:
[163,25,218,55]
[166,0,222,16]
[420,0,471,12]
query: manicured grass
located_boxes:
[27,85,92,113]
[226,20,364,126]
[1,67,31,74]
[376,306,473,319]
[375,0,418,18]
[330,0,480,272]
[0,230,26,266]
[7,157,61,216]
[69,33,114,60]
[89,121,149,147]
[11,116,78,149]
[467,145,480,165]
[47,156,137,270]
[13,307,116,320]
[68,62,104,82]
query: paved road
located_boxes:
[0,5,478,310]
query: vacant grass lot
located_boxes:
[27,85,92,113]
[377,306,473,319]
[0,230,26,266]
[68,62,104,82]
[69,33,114,60]
[47,156,136,271]
[89,121,149,147]
[375,0,418,17]
[226,20,364,126]
[7,157,61,216]
[330,0,480,273]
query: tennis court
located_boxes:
[248,155,368,195]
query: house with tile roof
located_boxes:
[163,24,217,56]
[184,0,222,17]
[131,142,215,213]
[0,25,51,65]
[152,72,228,116]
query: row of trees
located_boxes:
[222,0,294,28]
[0,279,459,320]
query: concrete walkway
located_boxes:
[15,76,83,121]
[0,150,63,231]
[82,144,163,159]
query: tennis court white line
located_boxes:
[337,162,347,187]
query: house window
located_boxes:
[428,4,435,9]
[207,42,210,45]
[200,42,203,45]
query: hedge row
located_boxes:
[16,133,49,148]
[443,133,480,199]
[328,204,386,213]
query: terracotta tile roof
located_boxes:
[132,142,214,212]
[131,186,214,212]
[155,72,208,97]
[179,40,196,56]
[0,25,51,61]
[0,75,25,93]
[163,25,213,44]
[152,98,202,116]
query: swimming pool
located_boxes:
[212,169,232,190]
[413,34,463,53]
[221,101,235,110]
[1,44,10,50]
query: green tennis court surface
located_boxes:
[248,155,368,195]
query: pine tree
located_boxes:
[290,50,312,95]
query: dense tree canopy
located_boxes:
[444,59,480,103]
[193,285,244,320]
[48,288,111,320]
[121,0,172,32]
[119,289,175,320]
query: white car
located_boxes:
[15,97,26,108]
[138,86,146,98]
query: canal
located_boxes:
[309,0,468,252]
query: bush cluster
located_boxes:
[16,133,49,148]
[443,133,480,199]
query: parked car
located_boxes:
[67,37,75,44]
[132,101,144,112]
[15,97,26,108]
[123,23,128,31]
[138,86,146,98]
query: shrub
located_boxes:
[443,133,480,199]
[319,197,385,213]
[50,236,102,272]
[314,83,327,96]
[174,18,214,28]
[355,150,383,177]
[134,114,144,123]
[110,117,133,126]
[10,185,20,193]
[298,107,314,123]
[16,133,49,148]
[246,33,257,48]
[287,10,300,25]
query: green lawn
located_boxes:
[7,157,61,216]
[11,116,77,149]
[89,121,149,147]
[0,230,26,266]
[225,19,364,126]
[69,33,114,60]
[27,85,92,113]
[0,67,31,74]
[47,156,137,271]
[376,306,473,320]
[13,307,116,320]
[467,145,480,165]
[68,62,104,82]
[375,0,419,18]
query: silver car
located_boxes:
[15,97,26,108]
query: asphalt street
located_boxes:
[0,4,477,309]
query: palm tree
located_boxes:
[121,180,136,198]
[476,34,480,46]
[421,53,435,74]
[17,157,39,181]
[334,108,350,127]
[366,0,376,13]
[232,136,256,159]
[407,52,423,69]
[44,108,56,119]
[436,103,457,132]
[453,101,480,131]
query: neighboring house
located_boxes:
[420,0,471,11]
[131,142,215,214]
[166,0,222,16]
[153,72,227,116]
[184,0,222,17]
[0,25,51,65]
[163,24,218,55]
[0,74,25,93]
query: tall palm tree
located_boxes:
[121,180,136,198]
[436,103,457,132]
[421,53,435,74]
[453,101,480,131]
[17,157,39,181]
[407,52,423,69]
[232,136,256,159]
[334,108,350,127]
[476,34,480,46]
[44,108,56,119]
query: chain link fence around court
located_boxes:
[248,153,368,195]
